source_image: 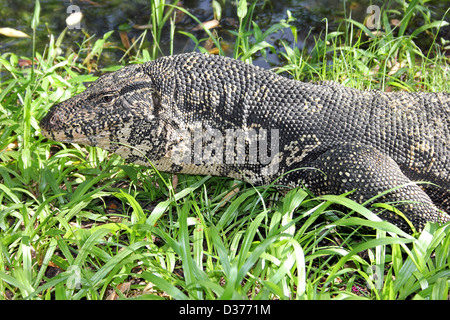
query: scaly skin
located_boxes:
[40,53,450,232]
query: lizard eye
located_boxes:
[101,94,115,103]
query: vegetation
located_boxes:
[0,0,449,300]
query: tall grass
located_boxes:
[0,0,449,300]
[278,0,450,92]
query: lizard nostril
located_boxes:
[40,107,63,131]
[49,112,61,126]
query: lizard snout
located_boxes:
[40,104,66,139]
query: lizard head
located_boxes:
[40,63,169,160]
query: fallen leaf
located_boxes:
[132,24,153,30]
[193,19,220,31]
[119,31,131,50]
[106,282,131,300]
[0,27,30,38]
[18,59,32,67]
[1,141,18,152]
[220,185,240,207]
[172,174,178,191]
[387,60,406,76]
[208,47,221,55]
[390,19,401,27]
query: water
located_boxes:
[0,0,449,67]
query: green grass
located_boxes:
[0,0,449,300]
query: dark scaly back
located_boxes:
[145,53,448,185]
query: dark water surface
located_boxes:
[0,0,449,68]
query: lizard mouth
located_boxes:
[40,126,93,146]
[40,108,96,146]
